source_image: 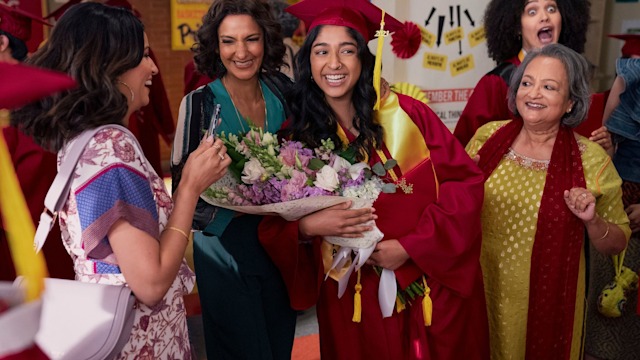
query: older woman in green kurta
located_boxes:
[466,44,631,360]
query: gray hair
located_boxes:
[507,43,591,128]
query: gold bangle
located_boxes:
[596,221,610,241]
[164,226,190,243]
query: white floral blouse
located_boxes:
[58,127,195,359]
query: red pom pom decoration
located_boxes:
[391,21,421,59]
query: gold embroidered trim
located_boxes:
[505,142,586,171]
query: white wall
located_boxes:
[371,0,493,128]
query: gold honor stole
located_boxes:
[337,92,435,188]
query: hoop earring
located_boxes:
[117,81,134,102]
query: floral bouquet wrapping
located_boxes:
[200,128,394,249]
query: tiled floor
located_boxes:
[295,306,319,337]
[293,307,320,360]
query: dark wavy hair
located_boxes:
[484,0,590,63]
[10,2,144,152]
[193,0,285,79]
[508,44,591,127]
[0,30,27,61]
[285,25,382,161]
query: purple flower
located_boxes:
[279,141,314,168]
[281,170,308,201]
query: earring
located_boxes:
[117,81,134,102]
[567,108,572,113]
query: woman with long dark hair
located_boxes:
[11,3,230,357]
[259,0,489,358]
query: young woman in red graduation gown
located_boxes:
[258,1,490,358]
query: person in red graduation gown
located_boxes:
[258,0,489,359]
[452,0,599,147]
[0,3,73,280]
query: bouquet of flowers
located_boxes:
[200,127,395,248]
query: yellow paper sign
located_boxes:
[171,0,213,51]
[468,26,486,48]
[423,53,448,71]
[450,55,475,77]
[444,27,464,45]
[419,25,436,48]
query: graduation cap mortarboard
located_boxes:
[285,0,404,42]
[0,63,76,109]
[0,4,50,43]
[286,0,420,109]
[608,34,640,58]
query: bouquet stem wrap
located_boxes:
[324,199,397,318]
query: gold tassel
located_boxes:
[422,276,432,326]
[352,269,362,323]
[373,10,387,110]
[396,296,406,313]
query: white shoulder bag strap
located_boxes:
[34,124,138,253]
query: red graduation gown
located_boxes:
[259,94,489,360]
[0,127,73,280]
[453,56,520,147]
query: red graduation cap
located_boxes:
[286,0,404,42]
[0,3,51,43]
[608,33,640,58]
[0,63,76,109]
[286,0,420,59]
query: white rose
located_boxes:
[241,158,266,184]
[262,132,276,146]
[348,162,370,180]
[314,165,340,192]
[332,156,351,173]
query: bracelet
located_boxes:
[596,221,610,241]
[164,226,190,243]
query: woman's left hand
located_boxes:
[564,187,596,222]
[365,239,410,271]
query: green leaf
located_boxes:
[308,158,326,170]
[382,183,397,193]
[383,159,398,170]
[372,162,386,176]
[338,146,357,164]
[229,166,242,181]
[225,147,244,163]
[405,285,416,300]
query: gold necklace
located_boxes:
[223,77,268,132]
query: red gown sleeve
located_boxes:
[397,96,485,298]
[258,217,323,310]
[453,73,511,146]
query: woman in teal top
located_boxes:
[171,0,296,358]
